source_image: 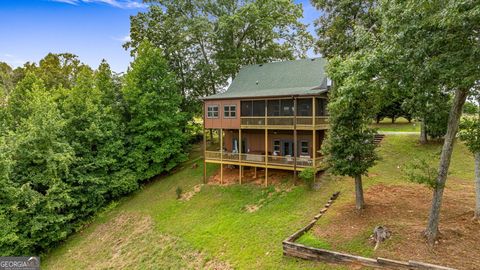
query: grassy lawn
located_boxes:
[297,135,477,269]
[371,117,420,132]
[42,135,474,269]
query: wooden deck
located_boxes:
[204,151,324,171]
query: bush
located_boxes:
[176,187,183,199]
[299,167,316,190]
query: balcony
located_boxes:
[240,116,329,129]
[205,151,324,169]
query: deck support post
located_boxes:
[203,104,207,184]
[220,128,223,185]
[293,96,298,185]
[265,101,268,187]
[312,96,316,171]
[265,128,268,187]
[239,128,242,184]
[254,167,257,179]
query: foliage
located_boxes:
[126,0,313,114]
[311,0,378,57]
[459,112,480,154]
[423,94,451,139]
[463,100,478,115]
[122,42,188,179]
[404,156,440,189]
[299,167,316,190]
[322,52,379,179]
[0,47,189,255]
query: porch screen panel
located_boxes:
[252,100,265,116]
[267,100,281,116]
[241,101,253,116]
[281,99,293,116]
[297,98,312,116]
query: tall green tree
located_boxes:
[126,0,313,113]
[122,42,188,179]
[378,0,479,243]
[6,76,75,254]
[323,52,379,210]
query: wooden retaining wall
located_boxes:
[282,192,456,270]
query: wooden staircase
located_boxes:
[374,134,385,145]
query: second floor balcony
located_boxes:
[240,98,329,129]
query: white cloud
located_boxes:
[1,54,26,67]
[51,0,147,9]
[112,34,131,43]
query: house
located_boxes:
[201,58,330,185]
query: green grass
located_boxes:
[297,232,332,249]
[371,117,420,132]
[42,136,474,269]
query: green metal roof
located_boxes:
[203,57,329,100]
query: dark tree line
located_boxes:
[0,43,189,255]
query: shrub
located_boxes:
[299,167,316,190]
[176,187,183,199]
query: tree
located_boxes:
[323,52,379,210]
[458,90,480,220]
[5,76,75,254]
[126,0,313,114]
[311,0,378,57]
[122,42,188,179]
[374,0,479,243]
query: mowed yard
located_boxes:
[43,135,476,269]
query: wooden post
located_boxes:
[203,103,207,184]
[312,96,316,169]
[265,128,268,187]
[254,167,257,179]
[265,100,268,187]
[220,128,223,184]
[293,96,297,185]
[239,128,242,184]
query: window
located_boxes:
[300,141,309,155]
[207,105,219,118]
[273,140,281,154]
[224,105,236,118]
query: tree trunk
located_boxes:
[355,174,365,210]
[391,117,395,124]
[424,88,468,244]
[420,118,428,144]
[474,152,480,220]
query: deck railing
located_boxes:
[240,116,328,128]
[205,151,323,168]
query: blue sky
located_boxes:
[0,0,320,73]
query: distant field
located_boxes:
[371,117,420,132]
[43,136,475,269]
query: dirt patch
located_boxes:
[53,212,231,270]
[312,183,480,270]
[208,167,294,186]
[180,184,204,201]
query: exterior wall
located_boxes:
[221,129,326,157]
[204,99,241,129]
